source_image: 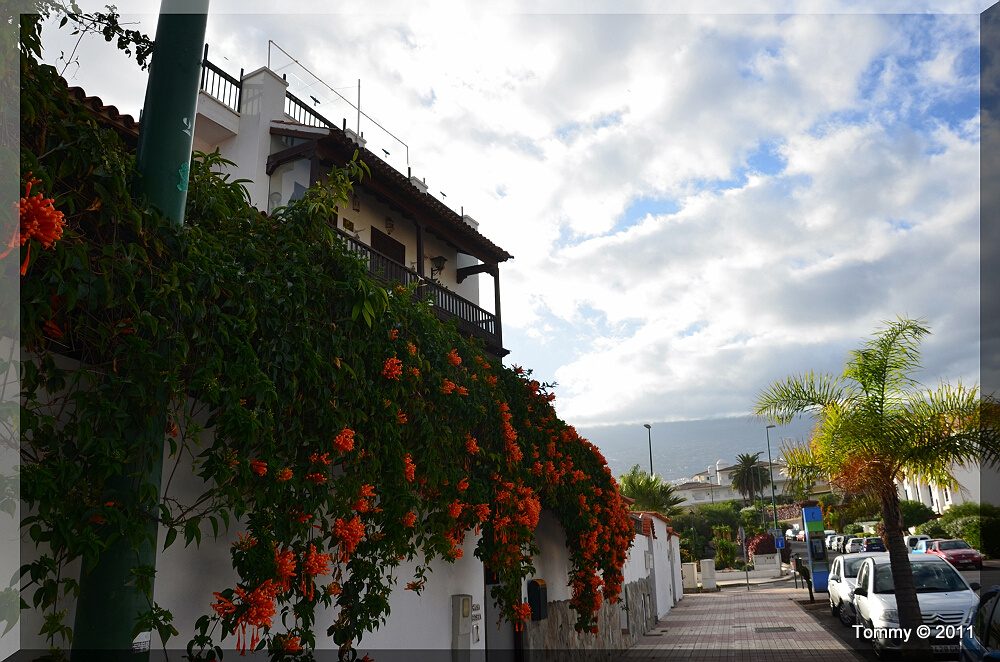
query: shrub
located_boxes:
[944,516,979,540]
[715,538,738,569]
[898,499,937,530]
[975,518,1000,558]
[818,493,842,508]
[844,523,864,535]
[17,43,635,654]
[746,533,790,564]
[916,520,947,538]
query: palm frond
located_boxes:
[898,382,985,484]
[618,465,686,518]
[779,440,823,490]
[752,371,846,424]
[844,317,928,406]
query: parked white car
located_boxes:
[828,552,888,627]
[851,554,980,660]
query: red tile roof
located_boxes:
[66,85,140,144]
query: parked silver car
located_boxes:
[828,552,888,627]
[845,537,865,553]
[852,554,980,660]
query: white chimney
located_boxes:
[410,175,428,194]
[344,128,366,149]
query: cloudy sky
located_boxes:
[36,1,988,478]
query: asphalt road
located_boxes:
[780,538,999,661]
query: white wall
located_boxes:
[351,535,489,653]
[647,517,681,619]
[529,509,571,603]
[621,528,648,587]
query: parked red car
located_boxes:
[925,539,983,570]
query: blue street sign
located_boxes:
[775,536,785,549]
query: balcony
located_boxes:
[197,51,508,357]
[339,231,503,355]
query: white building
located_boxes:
[18,51,688,660]
[673,458,831,510]
[896,464,982,515]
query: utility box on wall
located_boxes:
[527,579,547,621]
[452,594,472,648]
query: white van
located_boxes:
[904,534,930,551]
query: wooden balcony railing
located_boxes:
[338,231,500,349]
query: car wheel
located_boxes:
[838,601,854,628]
[871,637,900,661]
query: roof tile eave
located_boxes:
[315,127,513,264]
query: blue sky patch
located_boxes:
[678,321,708,338]
[419,88,437,107]
[614,195,681,233]
[555,110,624,144]
[745,140,786,177]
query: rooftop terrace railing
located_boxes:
[285,91,336,129]
[199,45,242,113]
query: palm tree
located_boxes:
[752,318,989,659]
[618,465,686,518]
[728,452,770,507]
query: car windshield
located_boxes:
[938,540,970,551]
[844,556,869,578]
[865,538,882,545]
[874,562,968,594]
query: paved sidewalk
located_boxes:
[716,570,794,589]
[620,585,861,661]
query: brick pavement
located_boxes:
[620,585,861,662]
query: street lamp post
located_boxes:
[755,458,765,526]
[765,424,779,533]
[644,423,653,476]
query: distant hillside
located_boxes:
[579,415,818,482]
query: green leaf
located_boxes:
[163,526,177,551]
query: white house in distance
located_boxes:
[672,458,832,510]
[671,455,982,518]
[23,48,688,659]
[896,463,982,515]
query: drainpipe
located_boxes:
[72,3,208,660]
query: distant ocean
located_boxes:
[577,414,819,482]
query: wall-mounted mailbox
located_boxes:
[527,579,547,621]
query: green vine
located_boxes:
[16,25,634,660]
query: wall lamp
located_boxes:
[384,216,395,235]
[430,255,447,278]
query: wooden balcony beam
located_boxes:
[456,263,497,283]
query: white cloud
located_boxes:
[36,6,981,435]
